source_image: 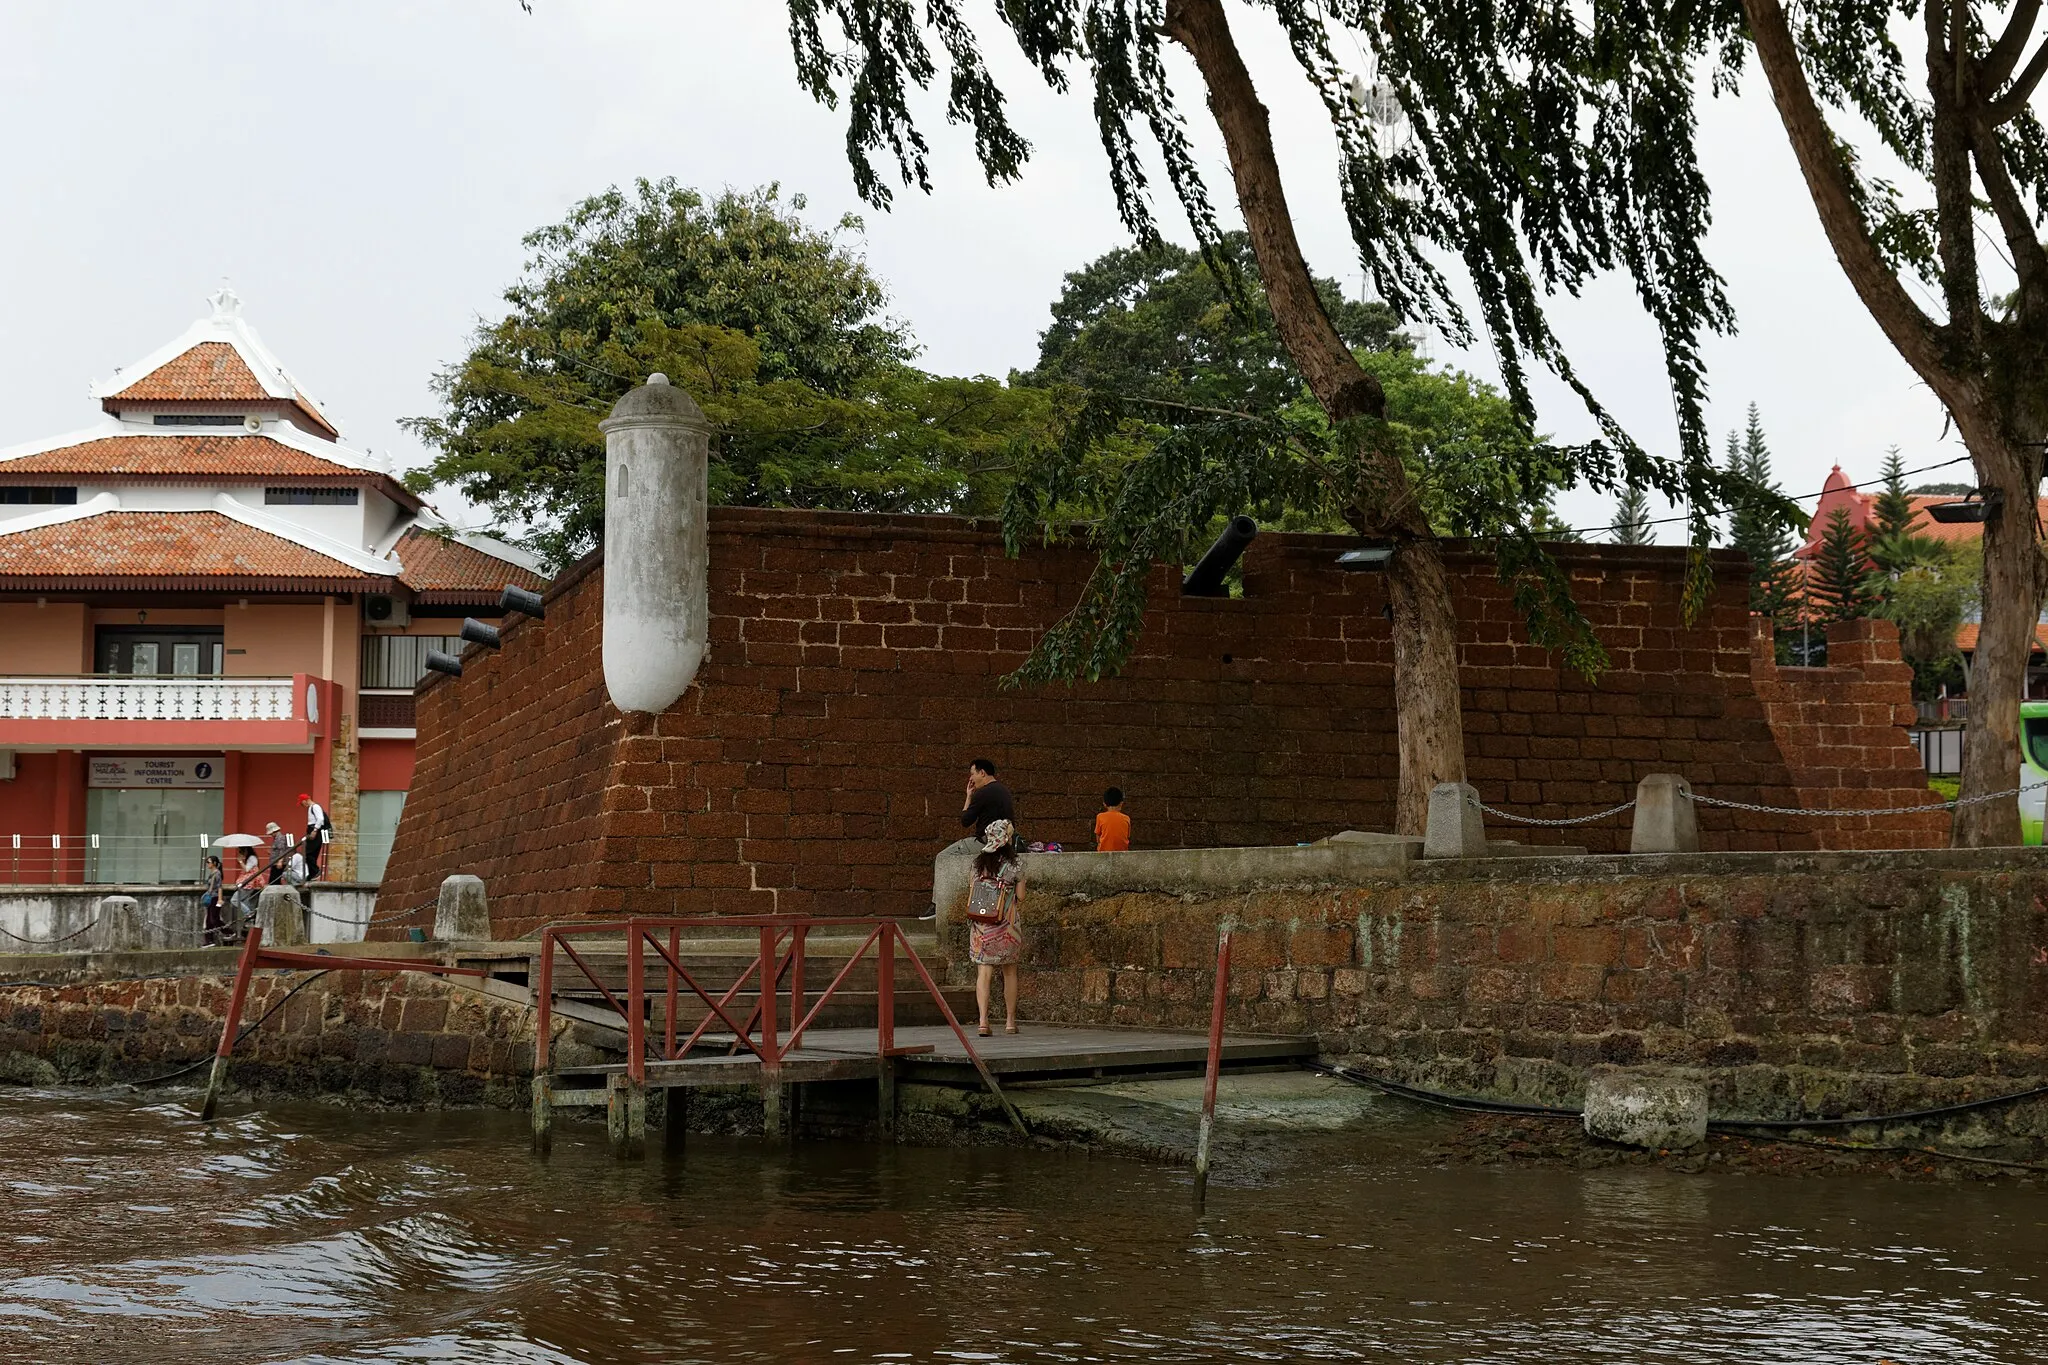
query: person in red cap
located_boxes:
[299,793,330,882]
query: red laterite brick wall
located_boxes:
[373,509,1945,938]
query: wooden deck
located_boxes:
[547,1023,1313,1105]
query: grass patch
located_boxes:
[1927,777,1960,802]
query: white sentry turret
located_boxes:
[598,373,710,714]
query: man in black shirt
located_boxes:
[960,757,1014,841]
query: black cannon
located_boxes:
[1181,516,1259,597]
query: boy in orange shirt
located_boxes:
[1094,787,1131,851]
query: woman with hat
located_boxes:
[963,818,1026,1036]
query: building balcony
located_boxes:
[0,674,328,750]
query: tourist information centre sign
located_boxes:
[87,755,225,788]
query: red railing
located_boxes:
[535,915,1024,1131]
[198,926,488,1120]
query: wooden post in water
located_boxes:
[532,931,555,1152]
[1192,930,1232,1211]
[199,927,264,1121]
[877,926,897,1141]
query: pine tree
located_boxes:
[1813,506,1879,623]
[1866,447,1939,578]
[1723,404,1797,624]
[1611,485,1654,545]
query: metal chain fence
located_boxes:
[1474,798,1640,827]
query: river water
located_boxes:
[3,1085,2046,1364]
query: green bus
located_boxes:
[2024,701,2048,845]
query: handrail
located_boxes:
[532,915,1026,1135]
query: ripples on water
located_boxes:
[1,1087,2045,1363]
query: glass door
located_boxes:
[85,788,222,884]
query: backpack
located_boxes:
[318,807,332,834]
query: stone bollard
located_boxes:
[434,874,491,941]
[1583,1065,1709,1149]
[1629,774,1700,854]
[255,884,307,946]
[96,895,142,951]
[1422,782,1488,859]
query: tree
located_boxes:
[773,0,1794,832]
[1021,237,1573,541]
[1611,486,1655,545]
[1723,406,1799,626]
[1024,232,1406,411]
[1730,0,2048,844]
[1813,507,1880,625]
[1866,448,1944,579]
[1876,545,1978,701]
[407,180,1043,564]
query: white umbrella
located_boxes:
[213,833,265,848]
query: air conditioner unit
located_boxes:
[364,593,410,627]
[0,750,14,781]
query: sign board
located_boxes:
[87,755,225,789]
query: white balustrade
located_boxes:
[0,677,296,723]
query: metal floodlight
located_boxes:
[1926,488,2003,524]
[1182,516,1259,596]
[499,584,546,618]
[423,649,464,678]
[459,617,502,650]
[1336,539,1398,572]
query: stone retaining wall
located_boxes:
[999,847,2048,1125]
[0,963,536,1107]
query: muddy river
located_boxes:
[2,1085,2045,1362]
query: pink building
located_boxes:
[0,289,546,885]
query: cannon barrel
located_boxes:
[1181,516,1259,597]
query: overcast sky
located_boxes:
[0,2,1969,541]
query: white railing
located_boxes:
[0,676,296,722]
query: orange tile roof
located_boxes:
[107,342,267,401]
[397,528,548,602]
[0,511,384,589]
[1955,622,2048,655]
[0,434,365,479]
[103,342,341,438]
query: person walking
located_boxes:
[265,822,292,882]
[964,817,1025,1036]
[200,855,226,947]
[960,757,1013,842]
[298,794,329,881]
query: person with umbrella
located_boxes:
[213,833,268,937]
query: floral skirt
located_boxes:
[970,917,1023,966]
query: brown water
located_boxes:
[3,1087,2046,1364]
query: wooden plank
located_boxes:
[552,1052,881,1089]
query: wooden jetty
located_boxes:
[514,914,1312,1153]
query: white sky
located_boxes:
[0,1,1969,542]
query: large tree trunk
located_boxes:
[1954,441,2048,845]
[1164,0,1464,832]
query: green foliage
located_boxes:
[1610,486,1654,545]
[1722,406,1799,625]
[1812,507,1880,624]
[1873,544,1976,701]
[783,0,1800,684]
[1024,233,1405,412]
[406,180,1044,565]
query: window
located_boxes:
[361,634,464,689]
[265,487,359,506]
[153,414,246,426]
[96,628,224,676]
[1,486,78,504]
